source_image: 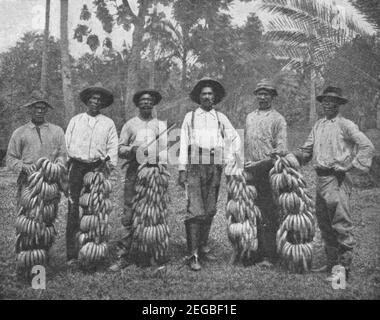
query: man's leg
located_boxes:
[110,162,138,271]
[185,164,206,271]
[66,161,85,262]
[199,164,222,260]
[332,177,355,277]
[252,165,278,267]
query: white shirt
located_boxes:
[65,112,118,167]
[178,107,241,170]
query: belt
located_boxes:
[188,146,217,157]
[315,167,345,178]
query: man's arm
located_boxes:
[343,121,375,172]
[118,122,135,160]
[178,113,190,171]
[55,127,68,165]
[273,116,288,155]
[294,127,315,165]
[221,113,241,163]
[107,122,119,167]
[157,120,168,164]
[6,129,24,175]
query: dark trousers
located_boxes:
[121,159,139,228]
[66,159,101,260]
[186,163,223,220]
[246,163,279,263]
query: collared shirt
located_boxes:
[300,115,375,172]
[6,121,67,175]
[245,108,287,161]
[178,107,241,170]
[119,116,167,163]
[65,112,118,167]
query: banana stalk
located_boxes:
[271,154,316,273]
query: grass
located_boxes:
[0,128,379,300]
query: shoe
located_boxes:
[109,258,129,272]
[185,218,202,271]
[311,264,328,273]
[325,264,347,283]
[256,259,274,268]
[199,246,218,261]
[66,259,78,267]
[189,254,201,271]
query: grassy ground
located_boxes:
[0,129,379,300]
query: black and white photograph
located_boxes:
[0,0,379,303]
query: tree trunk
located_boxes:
[309,69,317,126]
[149,39,155,89]
[375,92,380,129]
[41,0,50,99]
[124,1,149,120]
[60,0,75,126]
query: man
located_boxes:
[65,86,118,265]
[244,79,287,268]
[294,86,374,282]
[178,77,241,271]
[110,89,167,271]
[6,91,67,205]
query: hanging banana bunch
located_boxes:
[130,162,171,264]
[225,161,261,263]
[15,157,67,272]
[77,169,113,267]
[270,153,316,273]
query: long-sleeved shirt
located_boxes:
[245,108,287,162]
[300,115,375,172]
[119,116,167,163]
[65,112,118,167]
[178,107,241,170]
[6,121,67,175]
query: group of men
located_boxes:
[6,76,375,283]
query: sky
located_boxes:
[0,0,375,57]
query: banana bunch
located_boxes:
[270,154,316,273]
[77,170,112,266]
[225,161,261,263]
[131,163,171,263]
[15,157,67,273]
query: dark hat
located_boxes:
[22,90,53,109]
[133,89,162,106]
[189,77,226,105]
[80,86,114,108]
[316,86,348,104]
[253,79,278,97]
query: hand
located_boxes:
[333,163,353,173]
[268,149,288,158]
[22,164,35,176]
[178,170,187,189]
[292,151,304,164]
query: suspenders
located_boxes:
[190,109,225,144]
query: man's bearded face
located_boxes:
[138,93,154,116]
[200,87,215,110]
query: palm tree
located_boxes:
[60,0,75,125]
[259,0,370,125]
[41,0,50,99]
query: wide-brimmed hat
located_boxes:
[133,89,162,106]
[316,86,348,105]
[253,79,278,97]
[189,77,226,105]
[80,86,114,108]
[22,90,53,109]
